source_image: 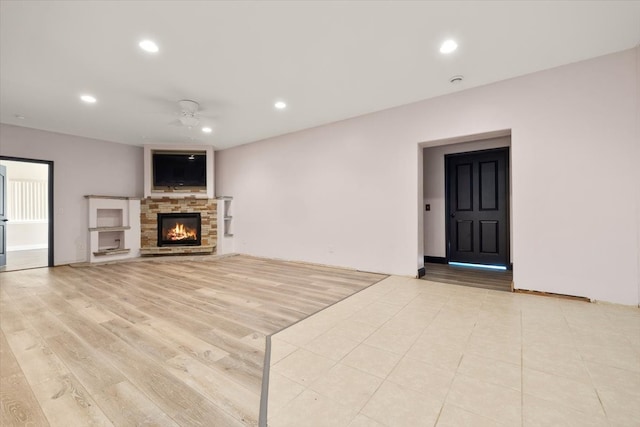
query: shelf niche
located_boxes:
[216,196,234,255]
[85,195,140,263]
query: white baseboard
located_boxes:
[7,244,48,252]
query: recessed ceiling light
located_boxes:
[440,39,458,54]
[202,127,212,133]
[139,39,159,53]
[449,75,464,84]
[274,101,287,110]
[80,94,97,103]
[14,114,25,120]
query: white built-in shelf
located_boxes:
[93,248,131,256]
[88,226,131,232]
[217,196,234,253]
[84,195,140,200]
[86,195,140,263]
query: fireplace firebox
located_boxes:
[157,213,201,246]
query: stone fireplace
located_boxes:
[140,198,216,255]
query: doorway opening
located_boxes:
[420,133,512,291]
[0,156,54,271]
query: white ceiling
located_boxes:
[1,1,639,150]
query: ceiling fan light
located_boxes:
[80,94,97,103]
[139,39,159,53]
[440,39,458,54]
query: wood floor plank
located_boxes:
[0,298,28,335]
[0,254,385,426]
[140,318,230,365]
[164,353,260,426]
[94,297,150,324]
[1,374,50,427]
[94,380,180,427]
[102,341,244,426]
[422,262,512,291]
[46,331,126,395]
[0,331,22,378]
[4,327,70,387]
[0,330,50,427]
[31,373,114,427]
[100,318,179,362]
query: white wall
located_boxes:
[423,136,511,259]
[0,125,144,264]
[5,223,48,251]
[217,47,640,305]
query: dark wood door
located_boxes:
[446,148,509,267]
[0,164,6,267]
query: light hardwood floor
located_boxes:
[0,255,385,426]
[422,262,513,292]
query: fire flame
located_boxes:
[165,222,197,241]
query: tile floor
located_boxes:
[267,276,640,427]
[0,248,48,272]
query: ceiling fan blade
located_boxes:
[178,99,199,114]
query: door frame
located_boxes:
[444,147,511,269]
[0,156,54,268]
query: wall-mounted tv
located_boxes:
[152,152,207,187]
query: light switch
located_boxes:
[425,204,431,211]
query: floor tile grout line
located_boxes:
[563,305,612,423]
[276,280,414,424]
[343,280,446,426]
[430,291,488,427]
[268,278,443,426]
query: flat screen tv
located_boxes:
[152,152,207,187]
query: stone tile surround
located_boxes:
[140,198,217,255]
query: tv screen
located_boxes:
[152,153,207,187]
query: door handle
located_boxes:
[450,213,456,218]
[1,219,7,222]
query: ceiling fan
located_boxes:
[170,99,203,128]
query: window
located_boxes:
[7,179,48,222]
